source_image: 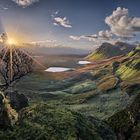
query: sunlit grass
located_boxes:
[86,53,104,60]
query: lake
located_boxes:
[45,67,74,72]
[45,61,91,72]
[78,61,91,65]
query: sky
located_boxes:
[0,0,140,49]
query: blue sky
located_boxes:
[0,0,140,49]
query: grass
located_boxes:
[66,88,132,120]
[86,53,104,60]
[63,80,96,94]
[96,75,118,91]
[0,103,116,140]
[117,65,140,80]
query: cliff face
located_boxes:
[107,90,140,140]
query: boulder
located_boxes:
[112,61,120,74]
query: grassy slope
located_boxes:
[117,46,140,81]
[86,52,104,60]
[0,103,116,140]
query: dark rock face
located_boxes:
[121,83,140,96]
[112,61,120,74]
[96,43,123,58]
[115,42,136,54]
[5,90,28,111]
[0,93,11,129]
[0,94,4,105]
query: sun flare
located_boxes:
[7,38,16,45]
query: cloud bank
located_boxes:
[29,39,59,47]
[12,0,39,7]
[70,7,140,45]
[70,30,112,41]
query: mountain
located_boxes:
[21,44,90,55]
[0,43,90,56]
[86,42,136,60]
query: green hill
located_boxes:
[87,42,135,60]
[0,103,116,140]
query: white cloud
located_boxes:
[53,17,72,28]
[12,0,39,7]
[53,22,58,26]
[105,7,140,38]
[84,30,113,41]
[70,30,112,42]
[30,39,57,44]
[29,39,60,47]
[70,7,140,45]
[69,35,81,40]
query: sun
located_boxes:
[7,38,17,45]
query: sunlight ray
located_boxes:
[0,46,8,65]
[9,45,13,81]
[13,46,21,63]
[21,49,47,69]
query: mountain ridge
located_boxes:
[87,42,136,60]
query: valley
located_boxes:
[0,1,140,139]
[9,43,139,139]
[1,42,140,140]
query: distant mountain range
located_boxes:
[20,44,90,55]
[87,42,136,60]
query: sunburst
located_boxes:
[0,18,47,83]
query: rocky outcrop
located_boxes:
[121,83,140,96]
[5,90,28,111]
[107,92,140,140]
[112,61,120,75]
[0,93,9,129]
[0,92,17,129]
